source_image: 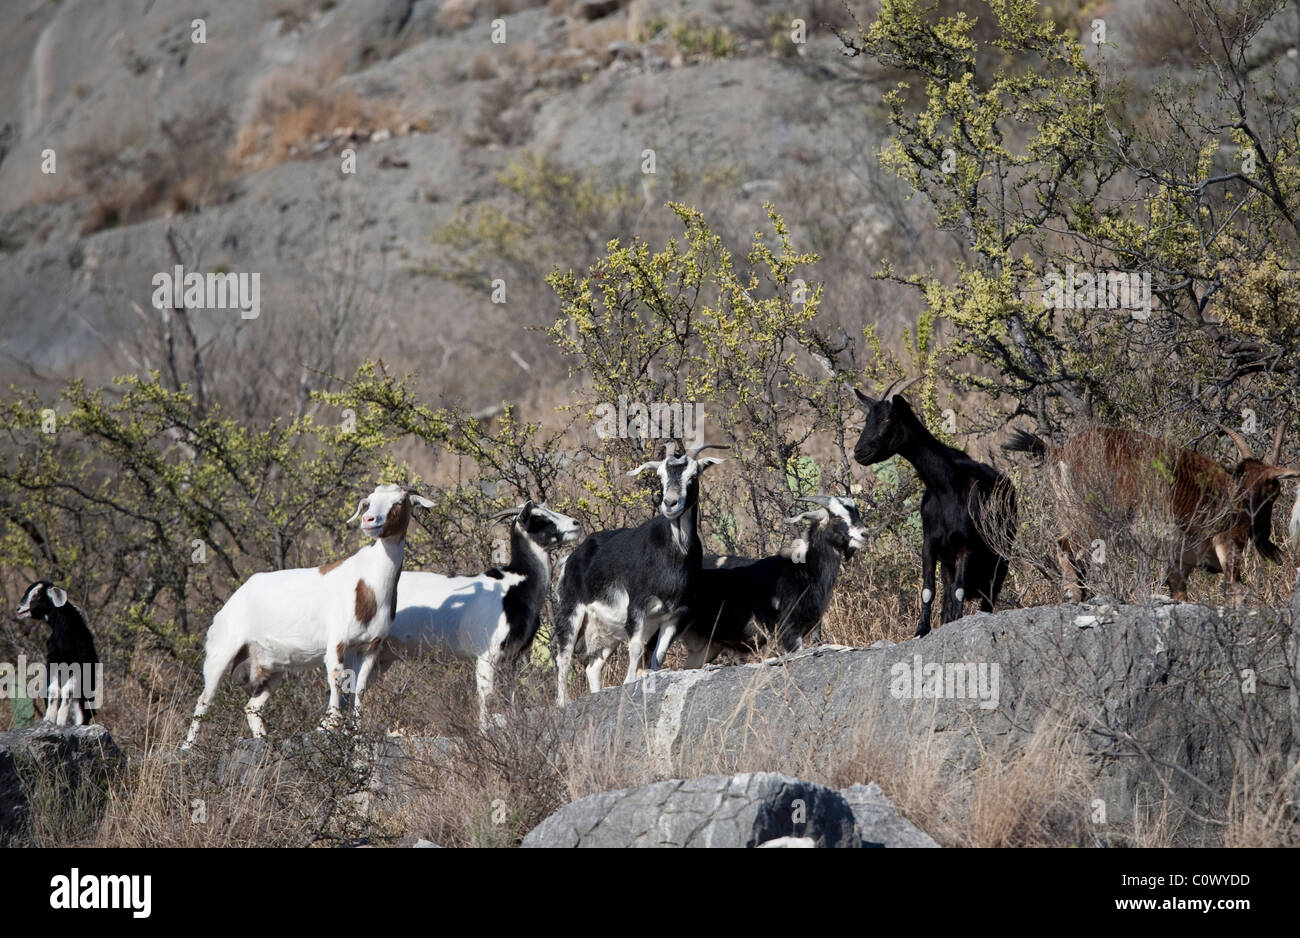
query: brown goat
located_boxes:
[1004,425,1299,602]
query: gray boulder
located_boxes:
[522,772,859,848]
[556,603,1297,839]
[840,782,939,848]
[0,723,123,844]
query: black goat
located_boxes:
[852,379,1016,636]
[552,441,726,703]
[15,581,100,725]
[678,495,868,666]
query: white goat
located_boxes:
[182,484,433,748]
[351,501,580,728]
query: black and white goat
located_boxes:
[15,581,100,726]
[183,484,433,747]
[552,441,726,703]
[853,378,1017,636]
[353,501,580,728]
[678,496,869,667]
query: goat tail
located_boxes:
[1002,428,1049,459]
[201,606,250,685]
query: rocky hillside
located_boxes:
[0,0,1263,420]
[0,0,893,415]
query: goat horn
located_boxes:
[687,442,730,459]
[884,373,927,400]
[785,509,828,524]
[626,461,661,477]
[1270,420,1286,464]
[1218,424,1254,459]
[489,505,525,521]
[798,495,835,508]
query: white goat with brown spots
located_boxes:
[183,484,433,748]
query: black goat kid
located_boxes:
[15,581,101,725]
[678,495,868,666]
[853,381,1016,636]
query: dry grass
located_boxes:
[231,74,401,171]
[963,719,1095,847]
[567,17,627,59]
[71,110,236,236]
[1223,761,1300,848]
[464,79,535,147]
[467,50,500,81]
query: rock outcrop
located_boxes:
[0,723,123,844]
[521,773,861,848]
[554,603,1296,835]
[840,782,940,848]
[521,772,939,847]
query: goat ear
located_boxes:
[853,388,876,410]
[408,493,435,509]
[627,461,660,477]
[697,456,725,471]
[520,500,534,520]
[346,499,368,524]
[46,586,67,608]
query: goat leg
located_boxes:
[917,534,938,637]
[586,646,612,693]
[1058,537,1086,602]
[649,613,682,670]
[352,638,384,718]
[44,674,58,723]
[553,604,584,705]
[624,607,650,683]
[321,641,347,729]
[945,547,971,624]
